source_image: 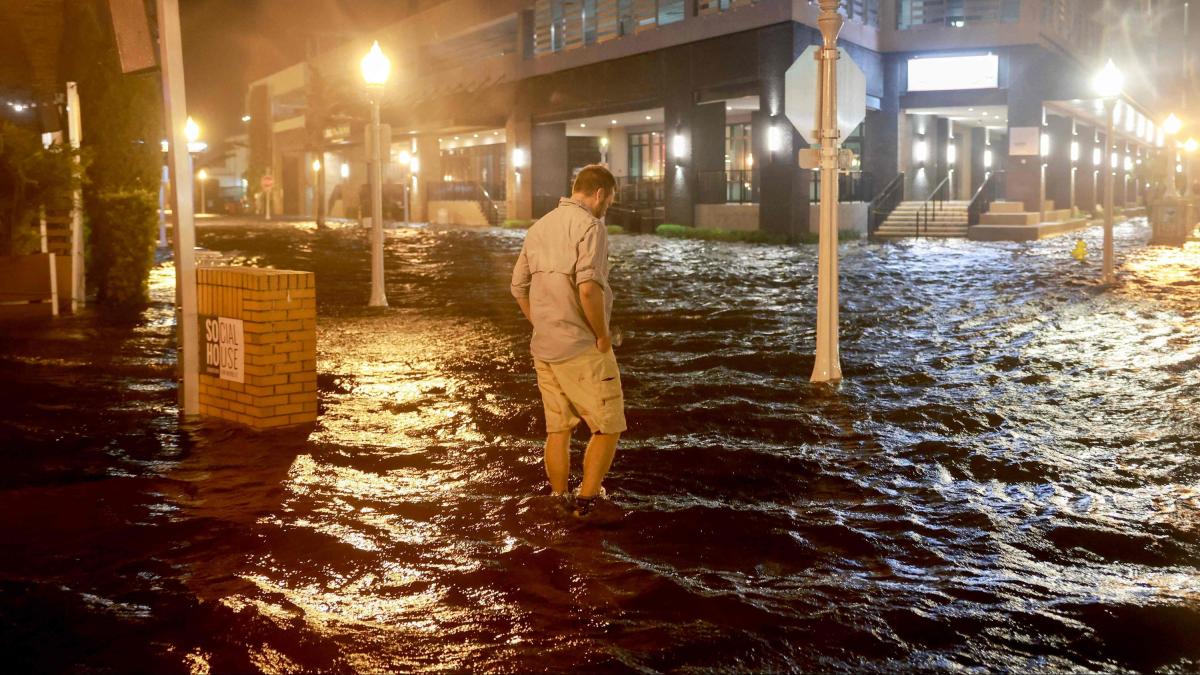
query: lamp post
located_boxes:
[1163,113,1183,198]
[1093,59,1123,285]
[362,40,390,308]
[197,168,207,214]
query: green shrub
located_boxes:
[90,190,157,307]
[655,223,689,238]
[502,219,534,229]
[606,224,625,235]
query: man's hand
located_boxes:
[578,280,610,352]
[516,296,532,324]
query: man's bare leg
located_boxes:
[544,430,571,495]
[578,432,619,498]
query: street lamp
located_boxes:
[361,40,390,307]
[1093,59,1123,285]
[197,168,207,214]
[1163,113,1183,198]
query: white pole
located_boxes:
[811,0,843,384]
[265,187,272,220]
[48,253,59,317]
[159,164,169,247]
[39,208,48,253]
[66,82,84,313]
[198,173,206,214]
[368,95,388,307]
[1103,98,1115,285]
[156,0,200,416]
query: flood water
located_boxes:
[1,217,1199,673]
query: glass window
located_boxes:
[725,123,753,202]
[628,131,665,179]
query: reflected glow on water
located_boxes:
[0,218,1198,672]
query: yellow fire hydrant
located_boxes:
[1071,239,1087,262]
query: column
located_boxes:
[531,123,567,218]
[506,102,533,221]
[1044,114,1072,213]
[663,49,695,226]
[693,102,726,207]
[414,134,443,222]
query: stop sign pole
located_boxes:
[811,0,843,383]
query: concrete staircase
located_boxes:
[875,200,970,238]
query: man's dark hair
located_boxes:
[572,164,616,196]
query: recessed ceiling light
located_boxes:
[580,123,586,128]
[982,112,989,116]
[645,115,652,120]
[727,106,732,111]
[968,108,974,112]
[611,119,617,124]
[473,134,478,138]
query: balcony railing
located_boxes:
[896,0,1020,29]
[697,170,759,204]
[809,171,873,203]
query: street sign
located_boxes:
[784,46,867,145]
[260,174,275,190]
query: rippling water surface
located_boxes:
[2,217,1199,673]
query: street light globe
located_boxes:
[185,116,200,143]
[361,40,391,87]
[312,159,321,172]
[1093,59,1123,98]
[197,168,207,180]
[1185,137,1198,153]
[1163,113,1183,136]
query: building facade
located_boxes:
[245,0,1190,233]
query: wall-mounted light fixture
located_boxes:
[1092,147,1101,166]
[914,139,928,164]
[1040,133,1050,157]
[946,143,957,164]
[672,133,686,163]
[410,157,420,174]
[512,148,527,169]
[1070,141,1080,163]
[398,150,412,165]
[983,149,993,169]
[1111,152,1118,169]
[340,163,350,179]
[767,126,783,153]
[1123,155,1133,171]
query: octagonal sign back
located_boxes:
[785,46,866,145]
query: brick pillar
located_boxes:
[197,268,317,429]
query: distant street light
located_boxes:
[362,40,390,308]
[197,168,207,214]
[1093,59,1123,285]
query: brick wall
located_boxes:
[196,267,317,429]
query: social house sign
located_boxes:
[200,315,245,383]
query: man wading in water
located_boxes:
[511,164,626,518]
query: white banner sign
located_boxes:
[907,54,999,92]
[201,315,245,383]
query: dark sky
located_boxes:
[179,0,412,145]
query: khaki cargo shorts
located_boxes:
[534,347,627,435]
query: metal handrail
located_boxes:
[967,170,1005,226]
[915,174,951,239]
[868,172,905,236]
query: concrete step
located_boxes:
[988,201,1026,214]
[980,212,1039,225]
